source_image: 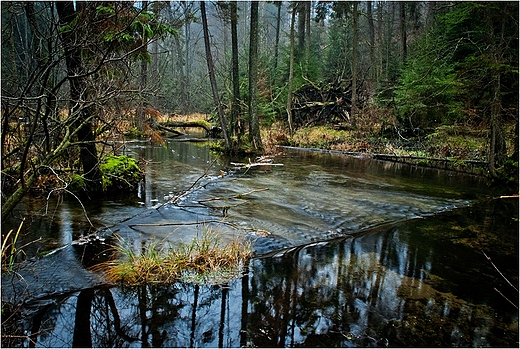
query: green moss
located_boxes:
[124,126,143,138]
[99,155,142,193]
[68,174,85,193]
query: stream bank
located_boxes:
[1,139,517,348]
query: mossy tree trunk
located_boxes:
[56,1,102,193]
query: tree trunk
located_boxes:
[230,2,241,141]
[136,1,148,130]
[367,1,376,84]
[181,1,193,114]
[56,1,101,193]
[488,74,506,177]
[376,1,383,84]
[200,1,230,149]
[287,7,296,135]
[305,1,311,71]
[248,1,263,151]
[487,2,508,178]
[273,2,282,75]
[399,2,407,63]
[297,2,306,55]
[351,2,359,120]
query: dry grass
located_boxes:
[94,228,252,285]
[1,219,24,272]
[167,112,211,123]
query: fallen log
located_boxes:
[160,120,212,133]
[156,123,185,136]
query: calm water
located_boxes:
[2,138,518,347]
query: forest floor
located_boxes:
[154,112,518,179]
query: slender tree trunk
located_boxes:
[56,1,101,193]
[200,1,230,148]
[248,1,262,151]
[399,2,407,63]
[218,287,228,348]
[297,2,305,55]
[487,4,508,177]
[351,2,359,121]
[136,1,148,129]
[287,7,296,135]
[273,2,282,75]
[367,1,376,84]
[151,37,159,106]
[376,1,383,84]
[181,1,193,114]
[489,74,505,177]
[230,1,241,142]
[305,1,311,71]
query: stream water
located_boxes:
[2,137,518,347]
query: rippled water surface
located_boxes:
[2,139,518,347]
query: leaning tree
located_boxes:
[1,1,174,219]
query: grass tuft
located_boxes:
[93,228,251,285]
[1,219,25,272]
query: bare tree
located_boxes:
[230,2,241,141]
[248,1,263,152]
[287,5,297,135]
[351,1,359,119]
[1,2,175,218]
[200,1,230,149]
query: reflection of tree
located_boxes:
[240,230,434,347]
[218,286,228,348]
[15,210,518,347]
[72,289,94,347]
[189,284,199,347]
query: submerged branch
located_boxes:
[198,187,269,203]
[494,288,519,310]
[482,250,519,293]
[154,158,217,210]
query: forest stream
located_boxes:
[2,137,518,348]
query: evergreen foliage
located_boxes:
[394,2,518,133]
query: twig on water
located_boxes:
[482,250,519,309]
[155,158,218,210]
[494,287,519,310]
[129,219,271,237]
[198,187,269,203]
[482,250,518,292]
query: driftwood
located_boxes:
[291,82,358,128]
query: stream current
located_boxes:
[2,138,518,347]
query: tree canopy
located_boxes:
[2,1,518,217]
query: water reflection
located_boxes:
[22,200,518,348]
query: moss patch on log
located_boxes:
[99,155,142,193]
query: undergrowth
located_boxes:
[94,229,252,285]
